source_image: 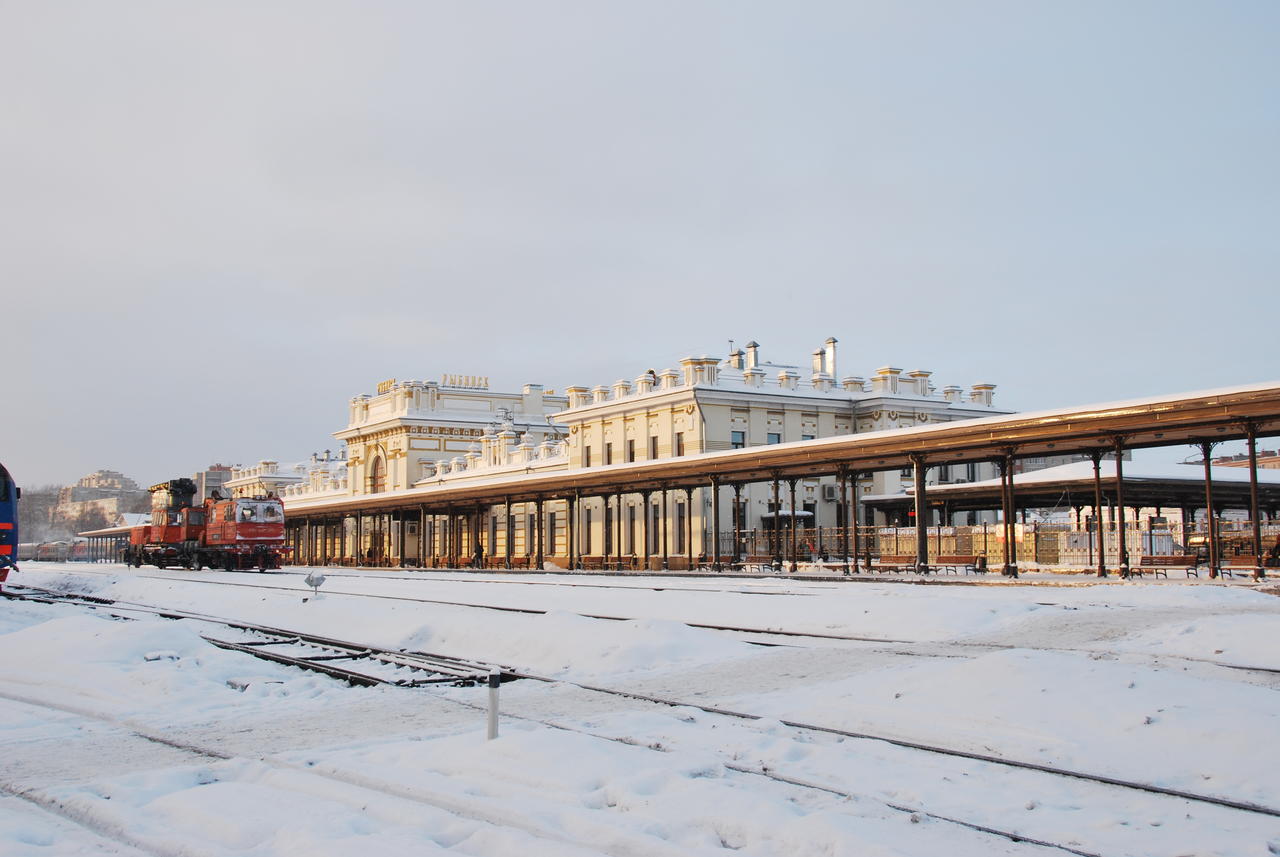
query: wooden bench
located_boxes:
[1132,554,1200,578]
[732,554,780,573]
[484,556,534,569]
[935,554,985,574]
[875,554,919,573]
[1218,554,1263,579]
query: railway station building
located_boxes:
[276,338,1023,566]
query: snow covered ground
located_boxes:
[2,563,1279,856]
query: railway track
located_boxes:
[5,584,1279,856]
[18,564,1280,679]
[6,585,1280,822]
[2,585,507,688]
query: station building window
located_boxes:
[731,430,745,449]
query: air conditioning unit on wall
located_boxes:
[821,484,840,501]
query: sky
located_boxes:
[5,1,1279,488]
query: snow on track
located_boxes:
[3,563,1279,856]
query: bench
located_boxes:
[731,554,780,573]
[1217,554,1263,579]
[875,554,920,574]
[485,556,533,569]
[1132,554,1200,578]
[935,554,985,575]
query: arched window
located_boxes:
[370,456,386,494]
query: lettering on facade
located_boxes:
[408,426,484,437]
[442,374,490,390]
[377,378,397,394]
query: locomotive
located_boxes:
[0,462,18,583]
[125,478,291,572]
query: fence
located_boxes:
[715,521,1280,567]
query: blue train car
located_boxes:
[0,462,17,580]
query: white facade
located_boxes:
[281,340,1010,564]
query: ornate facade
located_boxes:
[279,339,1009,565]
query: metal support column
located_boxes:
[356,512,365,566]
[642,490,652,570]
[568,492,579,570]
[912,454,929,574]
[398,511,407,567]
[1201,441,1219,579]
[838,466,850,574]
[685,487,694,570]
[418,505,426,567]
[787,478,799,573]
[1091,450,1106,577]
[504,497,513,570]
[1114,436,1129,578]
[851,470,863,572]
[771,475,782,564]
[660,485,669,570]
[535,498,545,570]
[732,483,743,565]
[710,477,722,571]
[614,491,623,569]
[1246,422,1265,580]
[999,454,1017,577]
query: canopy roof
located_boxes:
[863,461,1280,513]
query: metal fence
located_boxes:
[715,521,1280,566]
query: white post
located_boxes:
[486,669,500,740]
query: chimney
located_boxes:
[872,367,902,394]
[635,372,655,395]
[942,385,962,403]
[728,349,745,370]
[591,385,609,403]
[743,366,764,388]
[811,349,825,377]
[824,337,838,381]
[658,367,680,390]
[745,341,760,369]
[778,368,799,390]
[842,376,866,393]
[970,383,996,406]
[681,355,719,386]
[566,385,591,408]
[612,378,632,399]
[907,370,932,396]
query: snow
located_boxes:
[2,563,1279,856]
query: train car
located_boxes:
[125,478,291,571]
[200,495,290,571]
[0,462,17,582]
[35,541,72,562]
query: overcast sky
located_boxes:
[6,1,1278,488]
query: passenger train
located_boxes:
[0,462,18,582]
